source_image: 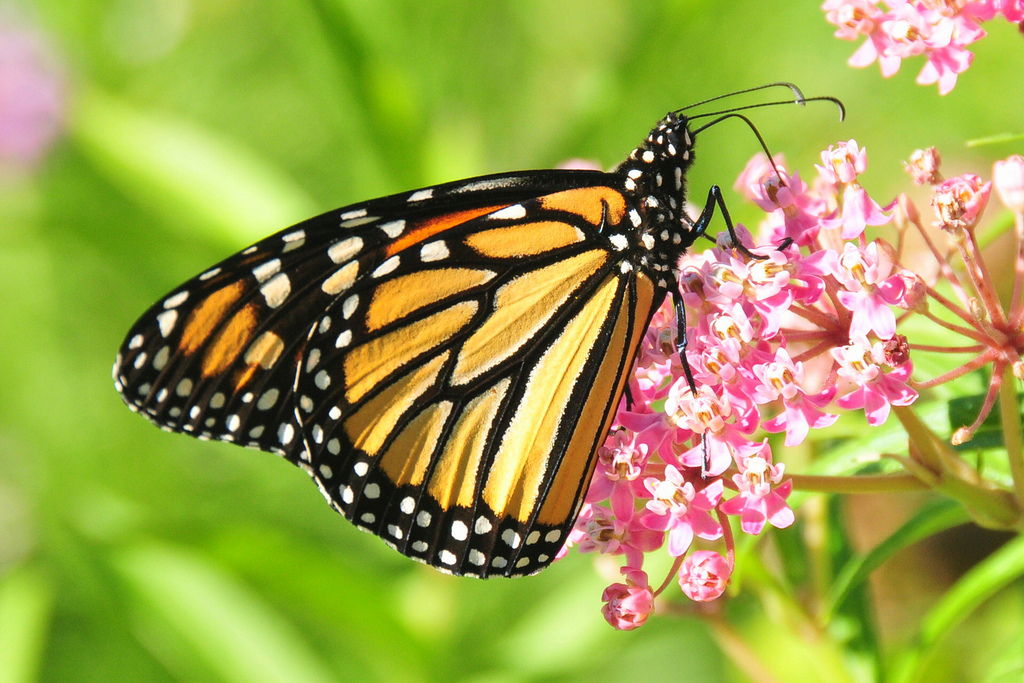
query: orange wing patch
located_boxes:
[179,281,246,356]
[385,204,508,258]
[538,187,627,227]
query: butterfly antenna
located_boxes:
[676,82,807,112]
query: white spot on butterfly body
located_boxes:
[408,189,433,202]
[261,273,291,308]
[420,241,449,262]
[642,150,655,163]
[609,234,628,251]
[628,209,642,227]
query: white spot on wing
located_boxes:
[340,208,367,220]
[322,262,359,295]
[379,220,405,238]
[328,236,363,264]
[420,241,448,262]
[342,295,359,319]
[408,189,433,202]
[261,273,291,308]
[163,291,189,308]
[451,520,468,541]
[372,256,400,278]
[156,310,178,337]
[252,259,281,283]
[489,204,526,220]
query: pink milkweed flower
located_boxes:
[835,241,908,339]
[678,550,733,602]
[932,173,991,234]
[588,428,649,512]
[751,348,839,446]
[567,503,663,569]
[601,568,654,631]
[817,140,892,238]
[641,466,723,557]
[720,441,795,535]
[993,154,1024,212]
[904,147,943,185]
[0,14,65,173]
[833,338,919,425]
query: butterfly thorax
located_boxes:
[614,111,699,289]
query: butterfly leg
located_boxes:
[671,286,711,475]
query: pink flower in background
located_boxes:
[678,551,732,601]
[0,13,65,173]
[822,0,1014,94]
[601,569,654,630]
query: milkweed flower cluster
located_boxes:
[571,139,1024,630]
[0,11,65,174]
[822,0,1024,94]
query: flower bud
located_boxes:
[993,155,1024,213]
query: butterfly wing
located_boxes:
[114,170,660,577]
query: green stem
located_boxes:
[790,473,928,493]
[1000,366,1024,506]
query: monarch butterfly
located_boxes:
[113,83,840,578]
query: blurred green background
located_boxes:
[2,1,1023,682]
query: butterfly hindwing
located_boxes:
[115,171,660,576]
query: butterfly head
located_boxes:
[616,111,701,283]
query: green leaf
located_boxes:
[110,541,336,683]
[69,87,317,247]
[893,533,1024,683]
[825,498,969,620]
[0,566,56,683]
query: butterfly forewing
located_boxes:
[115,171,661,576]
